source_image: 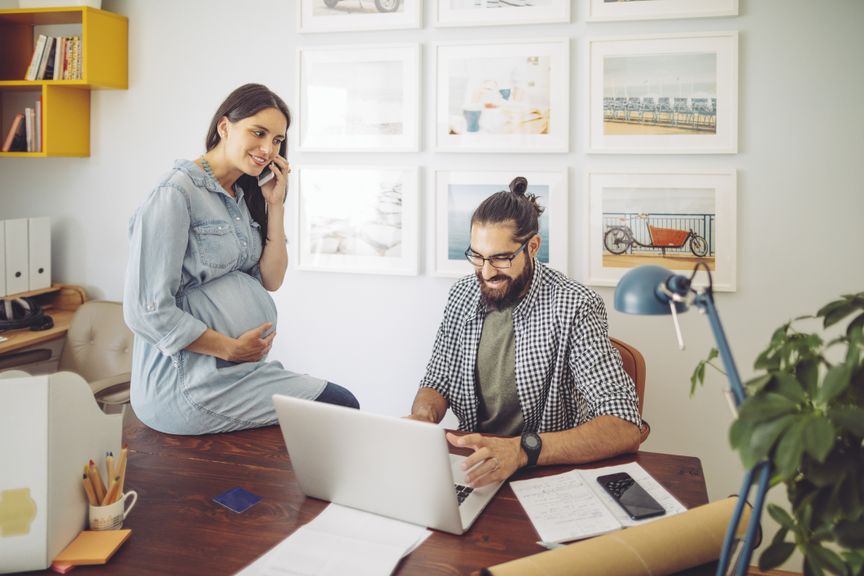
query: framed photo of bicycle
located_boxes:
[583,170,737,292]
[588,32,738,154]
[587,0,738,22]
[296,44,420,152]
[292,165,420,275]
[297,0,420,33]
[434,0,571,28]
[433,169,568,278]
[434,39,570,153]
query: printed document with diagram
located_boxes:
[510,462,687,544]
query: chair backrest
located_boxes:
[610,337,650,443]
[57,300,133,386]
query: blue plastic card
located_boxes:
[213,487,261,513]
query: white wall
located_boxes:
[2,1,863,571]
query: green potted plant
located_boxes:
[692,292,864,576]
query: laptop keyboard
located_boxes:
[454,484,474,506]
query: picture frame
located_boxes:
[297,0,421,33]
[583,170,737,291]
[434,0,570,28]
[296,44,420,152]
[293,165,420,276]
[588,31,738,154]
[587,0,739,22]
[433,169,568,278]
[434,39,569,153]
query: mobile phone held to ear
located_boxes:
[257,165,274,186]
[596,472,665,521]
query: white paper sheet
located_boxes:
[236,504,431,576]
[510,462,687,544]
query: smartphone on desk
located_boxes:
[596,472,665,521]
[257,165,275,187]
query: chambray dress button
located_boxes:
[235,217,241,221]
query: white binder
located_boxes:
[28,217,51,291]
[0,221,6,297]
[0,373,123,573]
[4,219,28,295]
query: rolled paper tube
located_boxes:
[483,497,750,576]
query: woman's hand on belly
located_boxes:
[186,323,275,363]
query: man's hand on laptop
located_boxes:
[446,432,522,488]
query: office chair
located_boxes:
[57,300,133,409]
[610,337,650,443]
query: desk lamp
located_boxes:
[614,263,770,576]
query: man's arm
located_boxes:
[407,387,449,423]
[449,416,641,488]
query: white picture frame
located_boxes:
[583,170,737,292]
[434,0,570,28]
[293,166,420,276]
[588,31,738,154]
[434,39,570,153]
[297,0,421,33]
[296,44,420,152]
[587,0,738,22]
[433,169,568,278]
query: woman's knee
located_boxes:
[315,382,360,410]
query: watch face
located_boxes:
[525,434,540,449]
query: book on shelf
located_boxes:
[2,113,26,152]
[53,37,66,80]
[35,98,42,152]
[36,37,55,80]
[40,38,57,81]
[25,34,48,81]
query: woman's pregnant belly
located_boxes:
[182,270,277,339]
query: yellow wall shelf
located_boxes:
[0,7,127,157]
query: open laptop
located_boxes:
[271,394,504,535]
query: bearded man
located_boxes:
[408,177,643,488]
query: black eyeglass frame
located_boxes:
[464,239,531,270]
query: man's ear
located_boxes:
[528,234,542,258]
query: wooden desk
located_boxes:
[61,411,709,576]
[0,285,86,359]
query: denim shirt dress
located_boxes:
[124,159,326,435]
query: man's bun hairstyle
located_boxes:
[471,176,544,243]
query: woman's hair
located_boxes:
[205,83,291,246]
[470,176,545,243]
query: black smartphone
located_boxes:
[596,472,665,520]
[257,165,274,186]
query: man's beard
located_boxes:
[477,259,534,311]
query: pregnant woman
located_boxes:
[124,83,358,435]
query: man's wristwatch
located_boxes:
[520,431,542,468]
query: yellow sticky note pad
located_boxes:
[53,529,131,565]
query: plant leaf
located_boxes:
[818,364,851,405]
[774,372,807,403]
[836,519,864,548]
[796,358,820,398]
[759,542,796,571]
[807,543,848,575]
[828,406,864,437]
[746,373,774,395]
[737,393,799,424]
[767,503,796,529]
[750,414,797,462]
[847,312,864,340]
[774,417,807,480]
[802,415,835,462]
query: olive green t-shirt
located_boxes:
[475,306,525,436]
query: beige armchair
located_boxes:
[57,300,133,408]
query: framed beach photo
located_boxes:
[434,0,570,28]
[296,44,420,152]
[297,0,421,33]
[587,0,739,22]
[588,32,738,154]
[583,170,737,291]
[434,39,569,153]
[293,166,420,275]
[433,169,568,277]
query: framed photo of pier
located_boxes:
[587,0,739,22]
[588,32,738,154]
[296,44,420,152]
[293,166,420,275]
[434,39,570,153]
[433,169,568,277]
[583,170,737,291]
[434,0,571,28]
[297,0,421,33]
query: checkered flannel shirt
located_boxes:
[419,261,641,434]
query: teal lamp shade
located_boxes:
[614,265,689,315]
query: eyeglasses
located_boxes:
[464,240,530,269]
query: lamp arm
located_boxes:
[694,290,745,407]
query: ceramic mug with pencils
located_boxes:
[89,490,137,531]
